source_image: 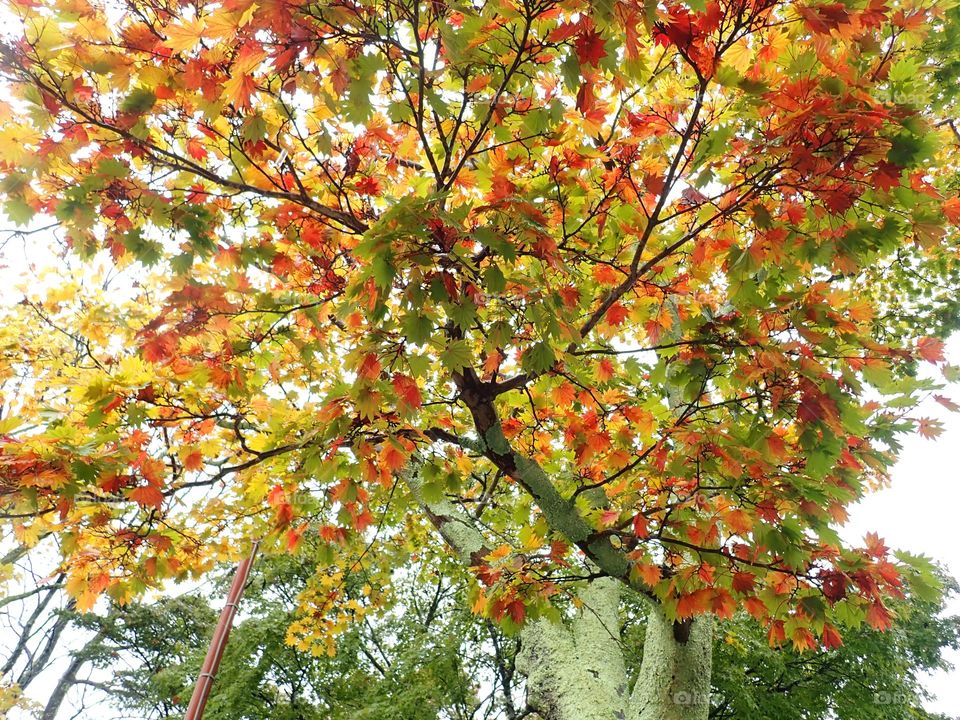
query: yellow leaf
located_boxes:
[724,38,754,73]
[163,16,206,53]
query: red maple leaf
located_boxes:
[606,302,630,326]
[574,29,606,66]
[871,161,901,191]
[356,176,381,196]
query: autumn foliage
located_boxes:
[0,0,957,654]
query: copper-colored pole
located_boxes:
[183,541,260,720]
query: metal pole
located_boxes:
[183,540,260,720]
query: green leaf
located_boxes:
[522,342,555,374]
[402,313,433,345]
[120,87,157,114]
[3,198,34,226]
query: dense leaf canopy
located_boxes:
[0,0,958,656]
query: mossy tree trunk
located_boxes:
[516,578,712,720]
[407,469,714,720]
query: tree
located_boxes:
[0,0,958,717]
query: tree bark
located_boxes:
[515,581,713,720]
[516,578,629,720]
[630,607,713,720]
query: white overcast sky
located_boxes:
[842,333,960,715]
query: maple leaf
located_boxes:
[380,442,408,472]
[223,73,258,109]
[574,29,606,66]
[870,161,902,191]
[821,624,843,649]
[129,484,165,509]
[943,197,960,225]
[392,374,422,411]
[710,589,736,619]
[357,352,382,380]
[186,137,208,161]
[744,597,767,620]
[182,450,204,471]
[275,502,294,526]
[864,532,890,558]
[551,382,577,407]
[916,336,945,363]
[356,176,381,196]
[592,264,620,286]
[915,417,944,439]
[507,599,525,624]
[791,627,816,653]
[635,563,661,587]
[933,394,960,412]
[866,600,894,631]
[286,525,306,552]
[676,589,711,619]
[767,621,787,646]
[163,16,206,53]
[142,333,177,363]
[605,302,630,326]
[731,571,756,594]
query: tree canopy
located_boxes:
[0,0,958,689]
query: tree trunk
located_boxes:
[630,606,713,720]
[516,578,628,720]
[516,578,712,720]
[405,466,714,720]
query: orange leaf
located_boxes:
[731,571,756,594]
[943,196,960,225]
[183,450,204,472]
[129,484,165,509]
[916,336,945,363]
[391,373,422,411]
[275,502,294,526]
[636,563,661,587]
[866,600,893,630]
[606,302,630,326]
[358,352,382,380]
[744,596,767,620]
[186,137,208,161]
[267,484,286,507]
[592,264,620,286]
[916,417,944,439]
[711,589,737,619]
[551,382,577,407]
[791,626,816,652]
[596,358,615,382]
[822,623,843,649]
[286,524,306,552]
[767,620,786,646]
[380,442,408,472]
[676,589,711,619]
[466,74,491,93]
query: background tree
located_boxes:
[5,545,955,719]
[1,0,959,717]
